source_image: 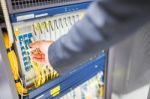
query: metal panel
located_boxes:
[10,2,90,23]
[6,0,92,14]
[0,26,19,99]
[28,54,105,99]
[107,22,150,98]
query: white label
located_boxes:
[17,14,35,21]
[35,13,48,18]
[35,94,44,99]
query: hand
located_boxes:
[29,40,53,65]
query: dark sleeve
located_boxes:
[48,0,150,75]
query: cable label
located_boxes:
[50,86,61,97]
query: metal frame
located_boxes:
[106,23,150,98]
[0,26,19,99]
[105,50,112,99]
[6,0,92,14]
[10,2,91,23]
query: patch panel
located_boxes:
[14,11,84,41]
[18,33,33,72]
[13,10,85,87]
[16,31,60,87]
[60,71,104,99]
[27,54,105,99]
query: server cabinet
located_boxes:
[0,1,106,99]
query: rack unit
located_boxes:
[11,2,93,88]
[1,0,107,99]
[7,0,92,14]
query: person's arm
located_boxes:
[48,0,150,75]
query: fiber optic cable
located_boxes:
[3,32,28,96]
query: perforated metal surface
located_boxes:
[7,0,92,13]
[11,0,80,9]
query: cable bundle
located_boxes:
[32,61,59,88]
[3,31,59,96]
[3,32,28,96]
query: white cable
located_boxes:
[1,0,14,43]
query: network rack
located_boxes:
[11,2,92,88]
[3,0,150,99]
[1,0,107,99]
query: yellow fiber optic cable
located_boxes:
[99,85,104,97]
[31,49,59,88]
[47,66,53,79]
[3,31,59,96]
[43,66,49,81]
[3,32,28,96]
[32,62,41,88]
[40,65,46,85]
[32,61,47,88]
